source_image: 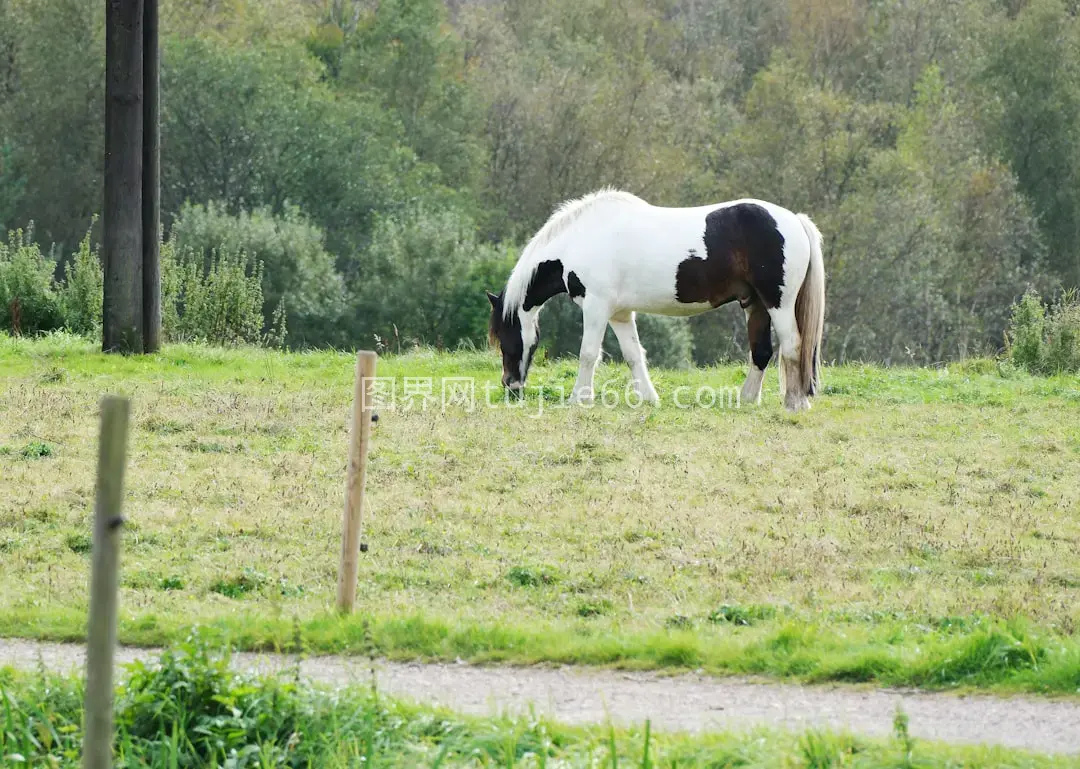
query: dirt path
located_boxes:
[2,639,1079,755]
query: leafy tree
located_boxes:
[980,0,1080,285]
[2,0,103,250]
[337,0,485,192]
[161,36,446,265]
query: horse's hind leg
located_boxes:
[609,311,660,405]
[769,305,810,412]
[741,300,772,405]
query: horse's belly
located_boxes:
[614,265,716,317]
[634,299,714,317]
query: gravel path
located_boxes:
[2,639,1079,755]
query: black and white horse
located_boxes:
[487,189,825,412]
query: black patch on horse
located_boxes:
[523,259,568,311]
[567,271,586,299]
[674,203,786,310]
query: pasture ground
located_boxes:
[2,333,1080,693]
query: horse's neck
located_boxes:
[520,257,568,312]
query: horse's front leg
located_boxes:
[609,312,660,405]
[568,302,608,404]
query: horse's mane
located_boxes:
[502,188,644,319]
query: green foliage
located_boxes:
[708,604,778,627]
[1007,289,1080,374]
[980,0,1080,285]
[0,142,25,233]
[0,227,62,335]
[351,205,515,351]
[18,441,53,459]
[1007,291,1048,372]
[338,0,484,192]
[0,0,103,250]
[58,222,103,335]
[507,565,558,587]
[169,202,344,346]
[161,35,444,265]
[161,239,286,349]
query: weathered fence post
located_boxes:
[83,396,131,769]
[337,351,377,614]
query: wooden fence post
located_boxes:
[83,396,131,769]
[337,351,377,614]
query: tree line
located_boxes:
[1,0,1079,367]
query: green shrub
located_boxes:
[162,239,286,348]
[58,222,103,335]
[1006,289,1080,374]
[0,226,63,335]
[170,202,345,346]
[351,204,515,351]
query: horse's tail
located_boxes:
[794,213,825,397]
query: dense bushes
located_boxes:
[0,227,63,335]
[162,240,286,349]
[0,223,285,348]
[349,205,516,351]
[1007,290,1080,374]
[170,203,344,346]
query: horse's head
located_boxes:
[487,290,539,393]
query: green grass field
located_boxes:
[2,333,1080,692]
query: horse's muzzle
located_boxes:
[502,376,524,397]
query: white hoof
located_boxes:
[741,382,763,405]
[784,393,811,413]
[568,389,594,405]
[635,385,660,405]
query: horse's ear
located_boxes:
[486,291,500,308]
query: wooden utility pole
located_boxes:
[337,351,377,613]
[103,0,161,354]
[103,0,144,354]
[83,396,131,769]
[142,0,161,353]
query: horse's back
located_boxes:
[544,192,814,316]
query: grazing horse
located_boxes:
[486,189,825,412]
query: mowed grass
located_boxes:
[2,333,1080,692]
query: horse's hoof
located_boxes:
[784,397,811,414]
